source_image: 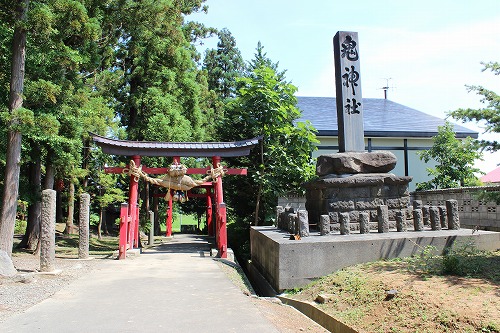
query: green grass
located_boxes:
[160,213,205,233]
[54,234,119,257]
[12,232,119,258]
[404,241,500,283]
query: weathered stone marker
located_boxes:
[40,189,56,272]
[413,200,423,210]
[395,210,407,232]
[377,205,389,233]
[334,31,364,152]
[422,205,430,225]
[148,210,154,245]
[429,206,441,231]
[298,210,310,237]
[413,208,424,231]
[359,212,370,234]
[276,206,284,229]
[339,212,350,235]
[438,206,448,229]
[305,31,412,229]
[0,250,17,277]
[287,213,297,234]
[79,193,90,259]
[446,199,460,230]
[319,215,330,236]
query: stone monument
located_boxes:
[304,31,413,231]
[250,32,497,293]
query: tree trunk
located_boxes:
[18,153,41,250]
[128,76,139,134]
[64,181,75,234]
[102,207,108,235]
[56,179,63,223]
[254,183,262,226]
[44,149,55,190]
[98,207,104,240]
[0,0,29,257]
[253,140,265,226]
[82,138,90,188]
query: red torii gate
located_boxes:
[91,133,261,259]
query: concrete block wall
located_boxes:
[278,194,306,211]
[412,185,500,231]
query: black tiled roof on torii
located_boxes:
[296,97,478,138]
[90,133,262,157]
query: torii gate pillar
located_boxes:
[206,189,213,237]
[128,155,141,249]
[165,156,180,237]
[212,156,227,258]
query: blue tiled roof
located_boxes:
[296,97,478,138]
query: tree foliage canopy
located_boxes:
[448,61,500,203]
[448,61,500,153]
[0,1,319,257]
[417,122,482,190]
[219,59,317,226]
[203,28,244,100]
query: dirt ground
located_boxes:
[289,259,500,333]
[215,259,329,332]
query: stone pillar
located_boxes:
[148,210,154,245]
[446,199,460,230]
[339,212,350,235]
[40,189,56,272]
[298,210,310,237]
[319,215,330,236]
[287,213,296,234]
[359,212,370,234]
[438,206,448,229]
[0,250,17,277]
[413,209,424,231]
[333,31,365,152]
[422,205,430,226]
[79,193,90,259]
[377,205,389,233]
[429,206,441,231]
[395,210,407,232]
[413,200,423,210]
[276,206,284,229]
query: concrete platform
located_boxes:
[250,226,500,292]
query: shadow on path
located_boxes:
[144,234,213,254]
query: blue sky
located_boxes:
[188,1,500,173]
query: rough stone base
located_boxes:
[250,226,500,292]
[329,221,396,232]
[304,173,412,227]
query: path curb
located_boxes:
[277,295,358,333]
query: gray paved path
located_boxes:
[0,235,280,333]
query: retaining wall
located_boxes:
[250,226,500,292]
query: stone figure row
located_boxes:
[275,199,460,237]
